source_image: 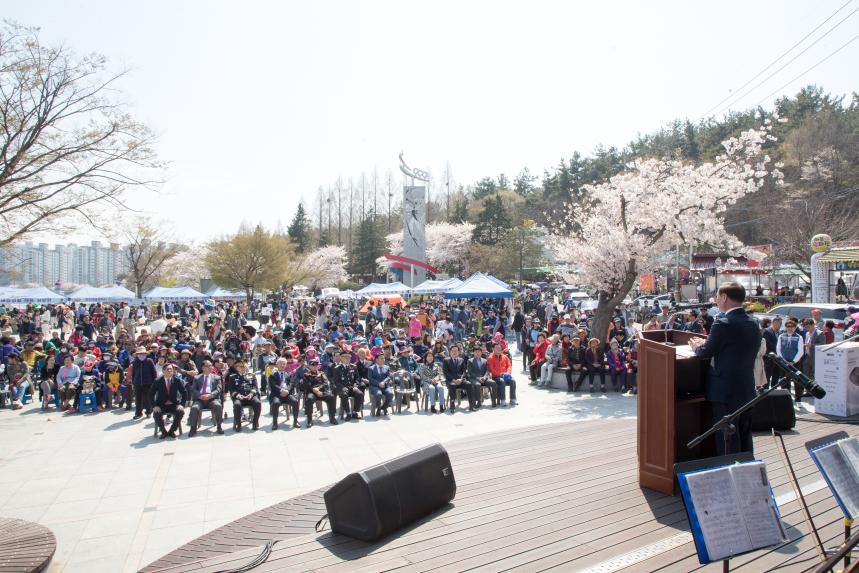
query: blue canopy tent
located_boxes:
[68,285,136,303]
[443,273,513,299]
[485,274,511,290]
[143,286,208,301]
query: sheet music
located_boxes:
[814,438,859,518]
[730,463,787,548]
[838,438,859,475]
[684,467,751,561]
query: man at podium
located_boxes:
[688,282,761,455]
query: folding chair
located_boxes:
[392,370,418,414]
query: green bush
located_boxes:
[745,301,767,314]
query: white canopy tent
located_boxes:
[318,287,341,299]
[68,285,136,303]
[0,286,66,304]
[355,282,411,297]
[143,286,208,301]
[410,278,464,295]
[206,287,245,300]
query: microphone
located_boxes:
[765,352,826,399]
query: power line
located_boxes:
[710,4,859,117]
[755,32,859,106]
[700,0,855,118]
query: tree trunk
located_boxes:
[591,261,638,343]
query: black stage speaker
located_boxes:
[751,389,796,431]
[323,443,456,541]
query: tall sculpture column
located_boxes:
[399,153,429,287]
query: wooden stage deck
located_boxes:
[0,517,56,573]
[143,414,859,573]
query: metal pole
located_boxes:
[773,431,827,561]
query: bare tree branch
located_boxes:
[0,21,162,247]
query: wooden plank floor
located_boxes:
[142,415,859,573]
[0,518,56,573]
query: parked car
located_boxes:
[564,291,598,311]
[632,293,673,311]
[755,303,850,341]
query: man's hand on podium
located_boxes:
[688,337,706,350]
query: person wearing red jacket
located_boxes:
[529,333,548,383]
[487,342,517,406]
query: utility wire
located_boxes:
[755,32,859,106]
[701,0,856,118]
[711,4,859,117]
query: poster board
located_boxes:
[814,341,859,417]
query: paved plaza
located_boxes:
[0,366,636,573]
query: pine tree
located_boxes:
[451,196,469,223]
[472,195,512,245]
[287,203,312,253]
[349,215,386,281]
[472,177,498,199]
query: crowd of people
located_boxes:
[0,296,526,438]
[1,287,856,438]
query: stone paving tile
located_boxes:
[0,362,637,573]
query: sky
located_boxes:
[3,0,858,243]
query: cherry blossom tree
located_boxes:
[377,222,475,275]
[304,245,348,289]
[552,120,784,341]
[158,244,209,288]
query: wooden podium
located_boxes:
[638,329,715,495]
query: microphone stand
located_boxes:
[687,382,787,453]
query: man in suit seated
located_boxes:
[689,282,761,455]
[227,358,261,431]
[442,344,472,413]
[188,360,224,436]
[465,344,491,409]
[368,352,394,416]
[268,357,300,430]
[151,363,187,439]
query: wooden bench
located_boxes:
[0,518,56,573]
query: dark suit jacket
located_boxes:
[191,373,223,401]
[151,375,188,408]
[442,356,466,383]
[693,307,762,409]
[268,370,299,400]
[466,357,487,381]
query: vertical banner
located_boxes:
[810,252,831,304]
[402,186,427,287]
[639,273,655,294]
